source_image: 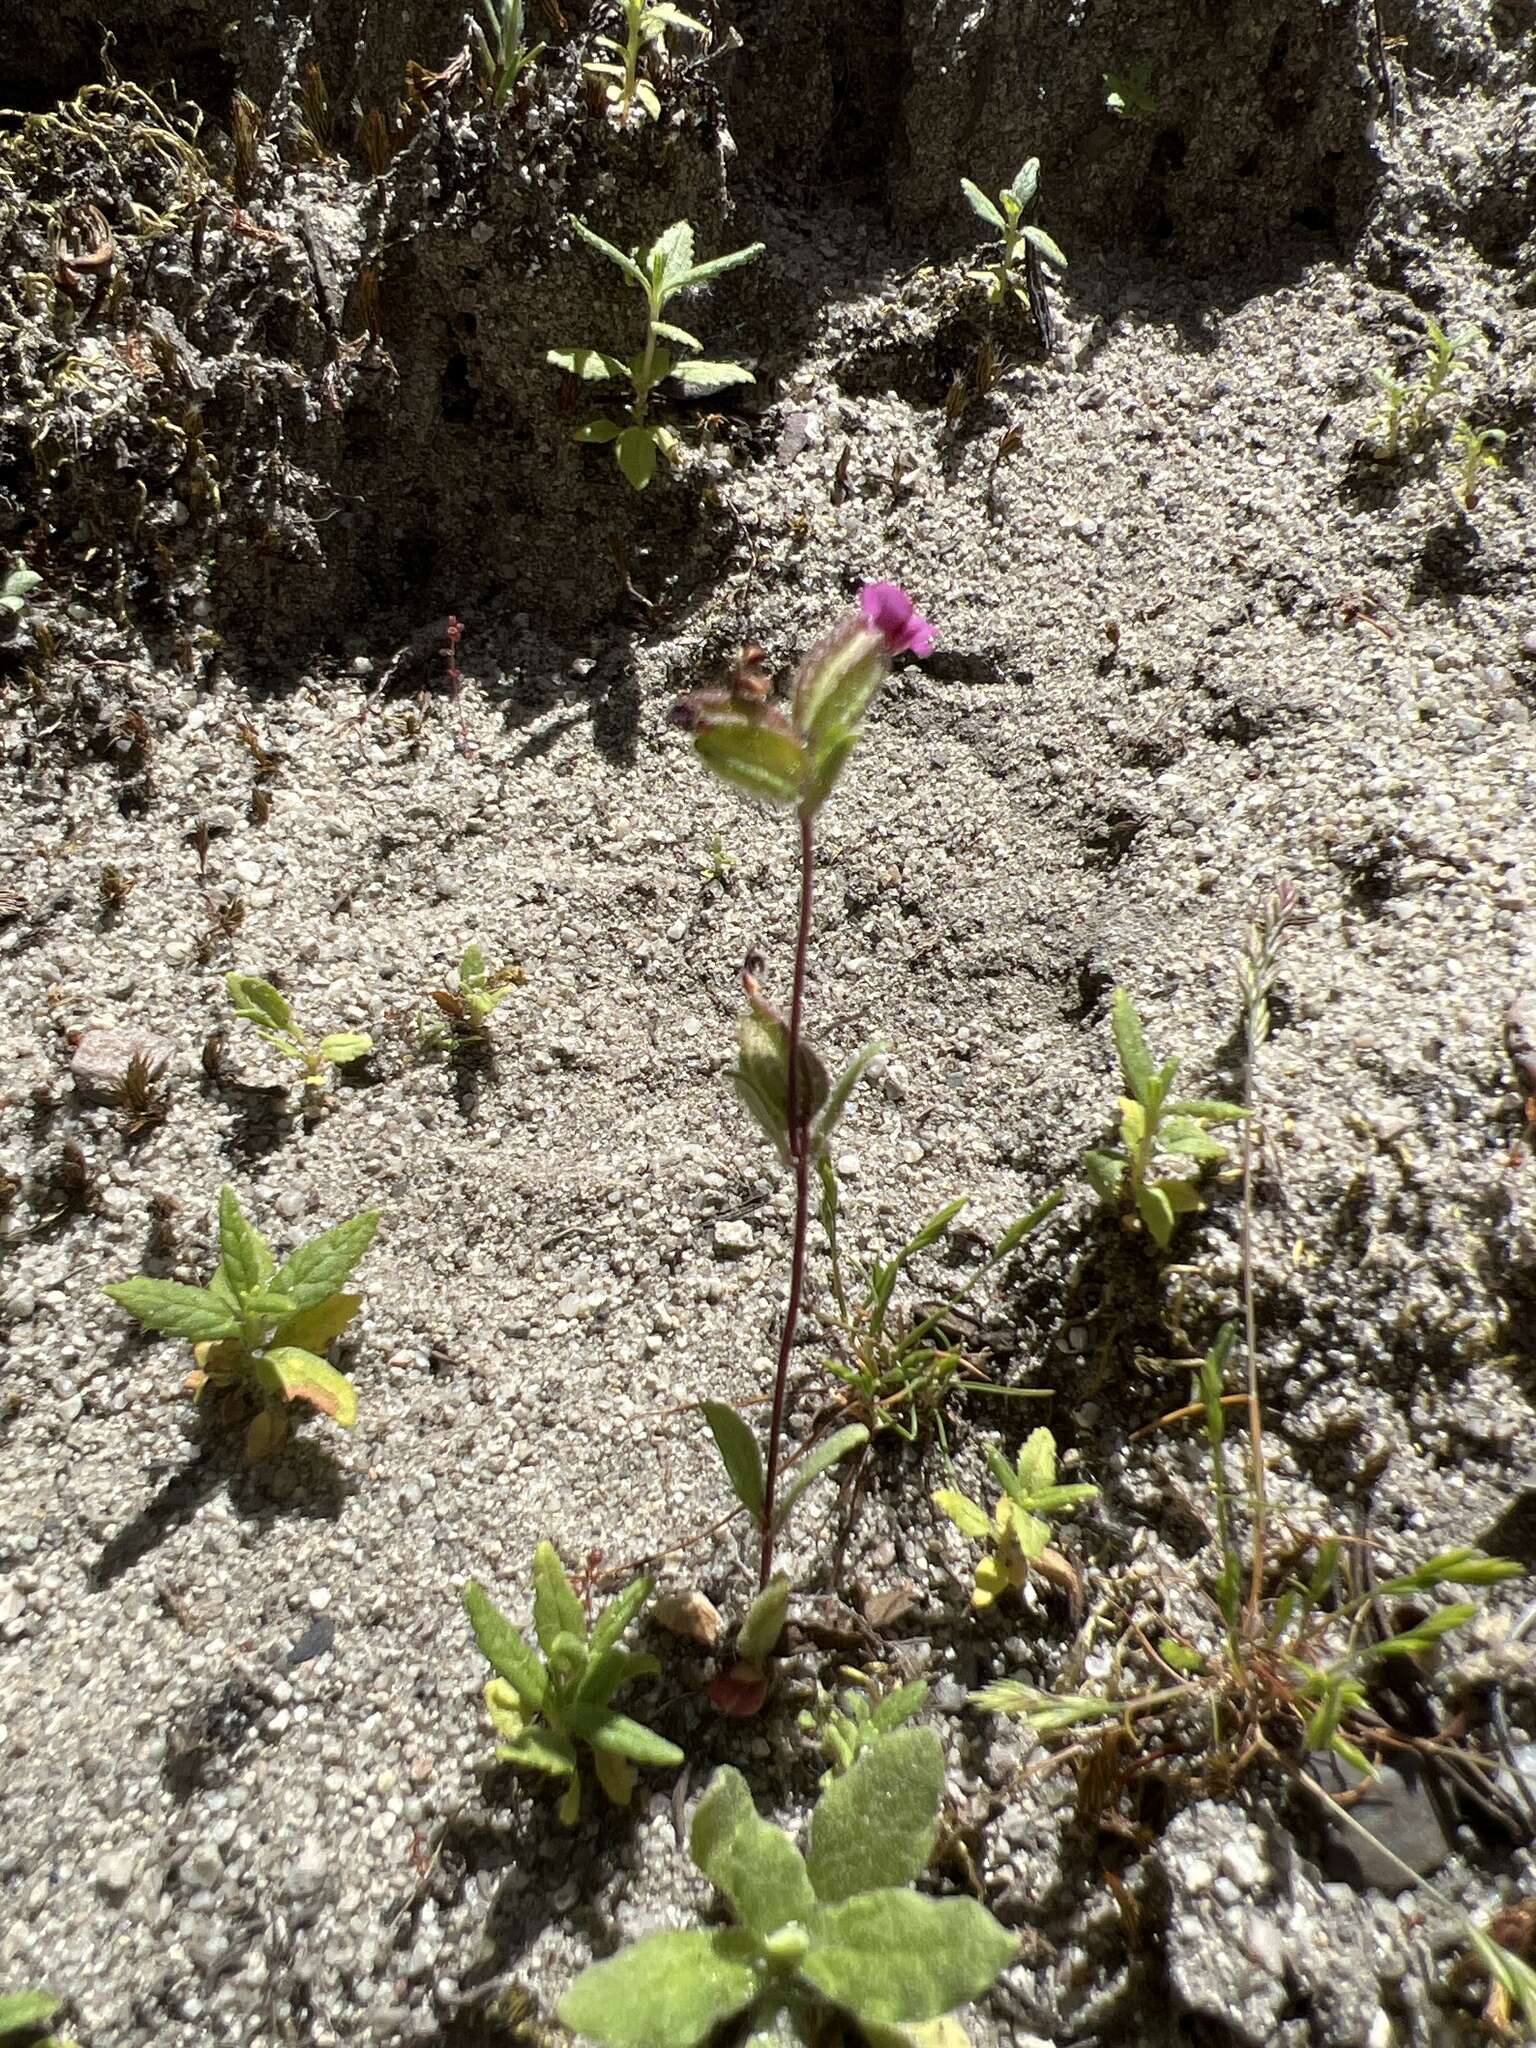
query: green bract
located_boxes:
[558,1729,1015,2048]
[1081,989,1245,1247]
[549,216,762,491]
[104,1189,378,1461]
[935,1428,1097,1611]
[464,1547,683,1824]
[226,971,372,1093]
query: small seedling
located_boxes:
[935,1428,1097,1610]
[107,1051,170,1137]
[98,863,137,915]
[426,942,524,1045]
[1081,989,1244,1247]
[818,1164,1059,1452]
[226,971,372,1092]
[0,1991,77,2048]
[1409,315,1477,440]
[1452,418,1506,509]
[1367,368,1411,460]
[1105,60,1157,119]
[104,1188,378,1461]
[471,0,545,109]
[464,1547,682,1823]
[558,1729,1016,2047]
[703,829,737,885]
[1,564,42,621]
[549,217,763,490]
[585,0,704,125]
[960,160,1066,328]
[797,1671,929,1783]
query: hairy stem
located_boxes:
[759,809,815,1589]
[1240,1091,1267,1621]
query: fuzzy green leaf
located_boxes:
[590,1575,653,1658]
[676,241,765,294]
[653,318,702,349]
[806,1726,943,1904]
[693,708,806,805]
[971,1680,1120,1731]
[1008,159,1040,208]
[567,1705,684,1769]
[934,1489,992,1542]
[567,216,646,287]
[549,347,629,382]
[1019,224,1066,270]
[216,1186,272,1299]
[269,1292,360,1353]
[464,1580,550,1710]
[532,1540,587,1656]
[261,1345,358,1425]
[317,1032,372,1067]
[1110,990,1154,1102]
[701,1401,765,1519]
[738,1574,789,1665]
[669,359,754,394]
[497,1715,578,1778]
[801,1892,1015,2023]
[773,1424,868,1531]
[273,1208,380,1311]
[651,220,695,293]
[576,1646,658,1709]
[0,1992,64,2034]
[615,426,659,490]
[960,178,1006,232]
[1081,1149,1126,1203]
[226,971,292,1034]
[813,1037,888,1152]
[1136,1183,1177,1246]
[1164,1098,1245,1123]
[104,1277,241,1343]
[558,1929,758,2048]
[690,1766,815,1939]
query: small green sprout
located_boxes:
[1368,367,1411,459]
[960,159,1066,326]
[1,563,42,621]
[934,1428,1096,1610]
[1081,989,1245,1247]
[470,0,545,109]
[1104,60,1157,120]
[427,941,524,1045]
[550,217,762,490]
[464,1546,682,1824]
[798,1671,930,1783]
[1410,315,1478,440]
[226,972,372,1092]
[104,1188,378,1461]
[0,1992,77,2048]
[1452,418,1506,509]
[557,1729,1016,2048]
[704,828,737,884]
[818,1163,1059,1452]
[585,0,704,125]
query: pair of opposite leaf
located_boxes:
[935,1428,1097,1610]
[559,1728,1015,2048]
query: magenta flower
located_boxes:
[859,581,937,658]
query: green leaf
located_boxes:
[1164,1098,1246,1123]
[1008,159,1040,210]
[738,1574,789,1665]
[568,215,646,288]
[533,1539,587,1655]
[633,346,673,390]
[558,1929,758,2048]
[970,1681,1120,1731]
[801,1892,1016,2024]
[590,1574,653,1658]
[650,220,695,293]
[693,708,806,806]
[217,1185,273,1300]
[934,1489,991,1542]
[1470,1930,1536,2037]
[615,426,659,491]
[1081,1149,1125,1203]
[1365,1603,1478,1659]
[1373,1549,1524,1595]
[813,1038,887,1152]
[260,1345,358,1425]
[318,1032,372,1067]
[1019,224,1066,270]
[806,1726,943,1904]
[1014,1426,1056,1498]
[226,971,292,1034]
[567,1705,684,1769]
[464,1580,550,1710]
[653,319,701,349]
[960,179,1006,232]
[690,1766,815,1938]
[103,1277,241,1343]
[549,347,630,382]
[773,1424,868,1531]
[701,1401,765,1519]
[645,2,707,30]
[669,359,754,394]
[574,419,623,444]
[273,1208,380,1310]
[576,1646,659,1708]
[675,241,765,293]
[1136,1183,1176,1246]
[498,1716,579,1779]
[269,1292,361,1353]
[0,1992,64,2035]
[1110,990,1154,1102]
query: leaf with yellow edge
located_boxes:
[261,1346,359,1425]
[270,1292,361,1353]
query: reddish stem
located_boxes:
[759,809,815,1588]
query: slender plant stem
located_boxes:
[1240,1098,1268,1621]
[759,810,815,1589]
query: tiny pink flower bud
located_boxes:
[859,581,937,658]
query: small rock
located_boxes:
[1219,1838,1268,1893]
[185,1840,224,1889]
[96,1848,138,1899]
[653,1589,723,1648]
[71,1027,173,1106]
[289,1844,329,1899]
[712,1218,755,1259]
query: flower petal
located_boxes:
[859,581,936,657]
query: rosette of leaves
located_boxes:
[104,1189,378,1460]
[934,1428,1097,1610]
[427,941,523,1045]
[464,1546,683,1823]
[549,217,763,491]
[558,1728,1015,2048]
[1081,989,1244,1247]
[226,972,372,1092]
[960,160,1067,309]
